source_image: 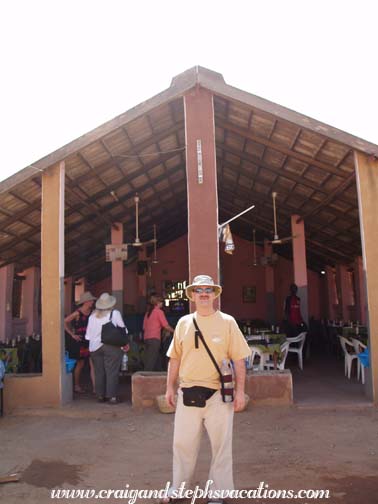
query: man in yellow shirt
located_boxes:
[165,274,250,503]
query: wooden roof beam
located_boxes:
[217,156,356,222]
[216,118,351,177]
[297,171,356,222]
[217,144,355,208]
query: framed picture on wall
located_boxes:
[243,286,256,303]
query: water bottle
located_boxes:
[221,359,234,403]
[121,353,128,372]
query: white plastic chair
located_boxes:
[247,346,266,371]
[286,332,307,370]
[351,337,367,384]
[264,341,290,370]
[338,336,358,379]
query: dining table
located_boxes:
[246,333,287,370]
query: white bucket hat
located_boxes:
[95,292,117,310]
[185,274,222,301]
[76,291,96,305]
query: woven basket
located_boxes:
[156,395,176,414]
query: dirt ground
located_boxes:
[1,399,378,504]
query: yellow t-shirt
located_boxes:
[167,310,251,389]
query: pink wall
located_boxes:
[91,265,139,308]
[91,233,324,321]
[149,235,189,296]
[221,234,267,320]
[274,255,322,322]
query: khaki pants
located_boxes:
[172,389,234,492]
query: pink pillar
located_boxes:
[336,264,352,321]
[64,277,73,316]
[264,240,275,324]
[291,215,308,324]
[0,264,14,342]
[74,277,86,304]
[20,266,41,335]
[111,222,124,312]
[325,266,337,321]
[184,87,219,309]
[354,256,367,325]
[137,246,147,313]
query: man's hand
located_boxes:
[165,385,176,407]
[72,334,81,342]
[233,389,246,412]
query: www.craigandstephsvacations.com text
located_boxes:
[50,480,331,503]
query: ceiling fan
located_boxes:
[127,194,158,253]
[267,192,298,245]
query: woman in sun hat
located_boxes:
[85,293,129,404]
[64,291,96,394]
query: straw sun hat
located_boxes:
[185,274,222,302]
[76,291,96,305]
[95,292,117,310]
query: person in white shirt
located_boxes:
[85,293,128,404]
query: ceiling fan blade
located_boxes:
[270,234,298,245]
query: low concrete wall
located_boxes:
[132,371,169,409]
[3,371,73,414]
[245,369,293,406]
[132,369,293,409]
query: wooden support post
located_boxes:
[335,264,352,321]
[0,264,14,342]
[291,215,308,324]
[354,256,367,325]
[41,161,71,405]
[325,265,337,321]
[21,266,41,335]
[64,276,73,316]
[111,222,124,312]
[355,151,378,403]
[184,87,219,309]
[264,240,275,324]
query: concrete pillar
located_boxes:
[41,161,71,405]
[184,88,219,309]
[111,222,124,312]
[291,215,308,324]
[20,266,41,335]
[74,277,86,304]
[354,256,367,325]
[325,265,337,321]
[0,264,14,342]
[64,276,73,316]
[264,240,275,324]
[137,246,147,313]
[335,264,352,321]
[354,151,378,402]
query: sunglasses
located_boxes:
[193,287,215,294]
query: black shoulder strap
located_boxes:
[109,310,114,321]
[193,316,223,382]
